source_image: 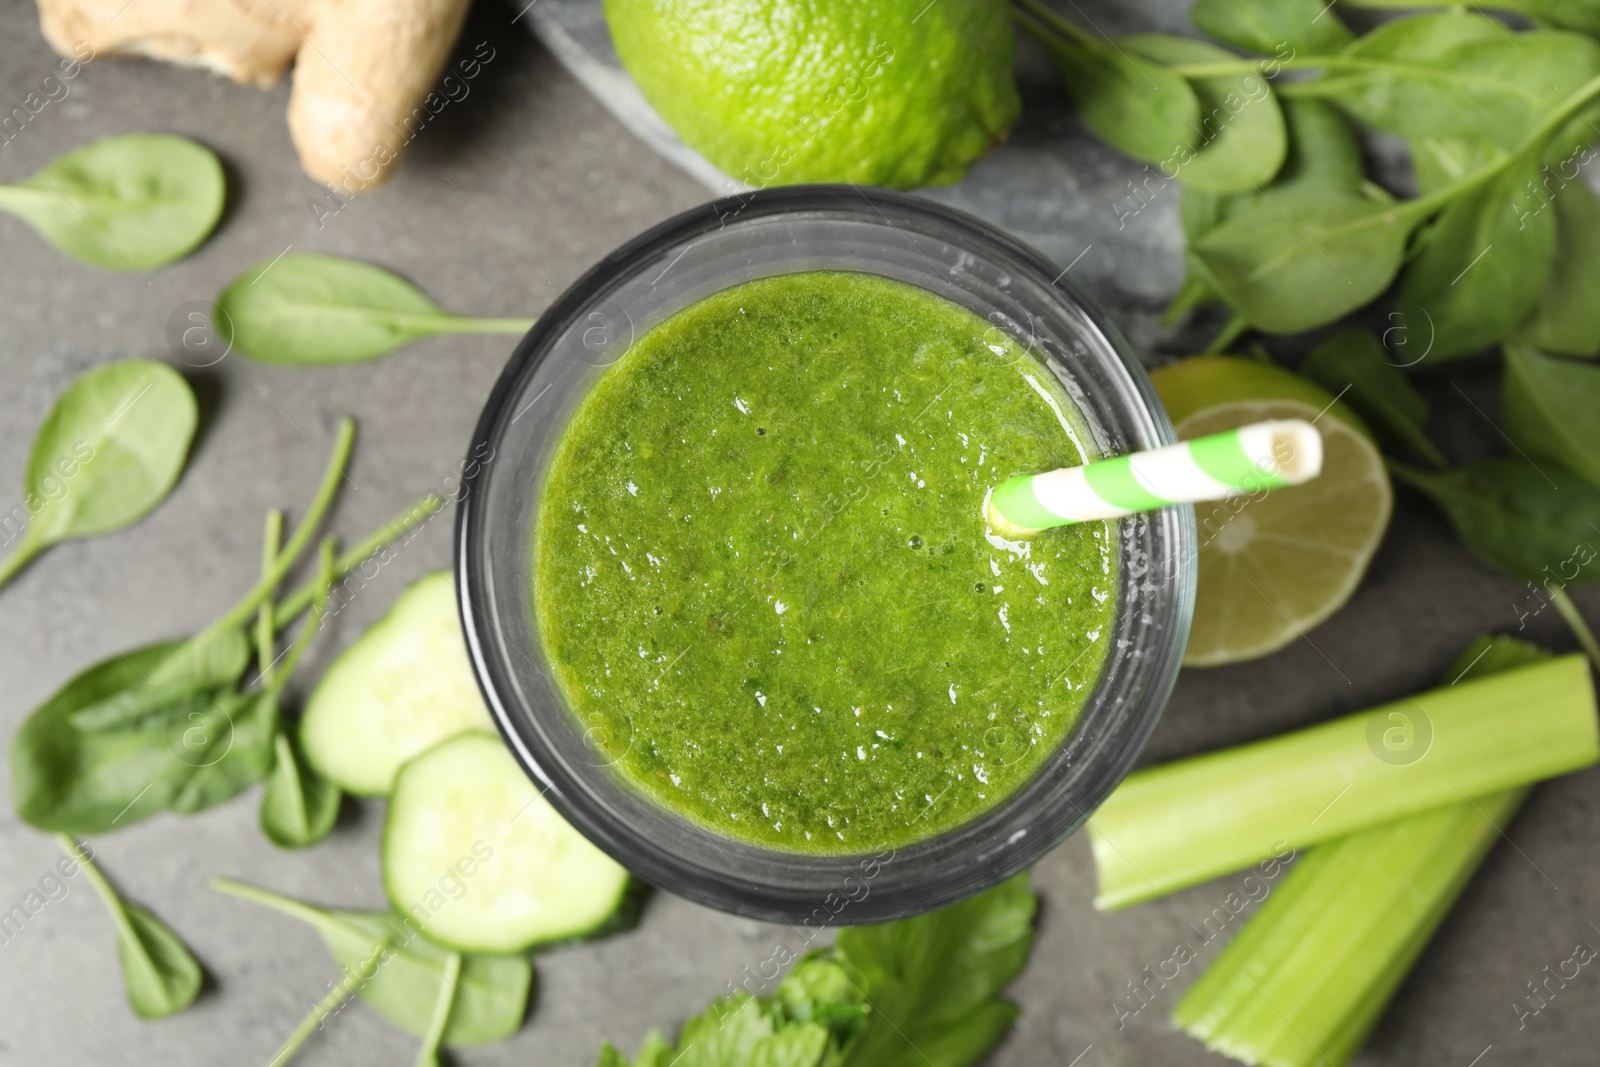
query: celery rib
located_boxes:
[1090,656,1596,909]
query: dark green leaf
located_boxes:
[1341,0,1600,38]
[13,644,273,833]
[1410,137,1507,198]
[1301,330,1445,465]
[1517,179,1600,356]
[1503,344,1600,493]
[1051,39,1202,165]
[63,837,202,1019]
[119,902,204,1019]
[1121,34,1288,193]
[1291,14,1600,151]
[72,626,249,731]
[1443,634,1551,685]
[1193,0,1354,56]
[169,689,278,814]
[0,360,196,590]
[211,880,532,1046]
[1394,156,1558,362]
[215,253,530,365]
[0,134,223,270]
[1394,457,1600,584]
[1168,100,1364,322]
[260,731,342,848]
[1192,189,1417,333]
[837,874,1037,1067]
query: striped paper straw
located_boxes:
[986,419,1323,538]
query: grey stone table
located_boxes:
[0,1,1596,1064]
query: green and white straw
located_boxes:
[986,419,1323,538]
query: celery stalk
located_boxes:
[1173,789,1525,1066]
[1090,655,1596,909]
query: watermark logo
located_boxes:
[1365,702,1432,766]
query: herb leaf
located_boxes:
[1048,38,1202,164]
[261,732,342,848]
[1300,330,1446,466]
[1503,344,1600,493]
[0,360,197,591]
[1192,189,1416,333]
[0,134,224,270]
[1121,34,1288,193]
[837,873,1036,1067]
[1392,456,1600,584]
[1410,136,1506,197]
[1292,14,1600,151]
[61,836,202,1019]
[1517,178,1600,356]
[215,253,532,365]
[1192,0,1354,55]
[1394,156,1557,362]
[211,879,533,1046]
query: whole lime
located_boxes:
[604,0,1021,188]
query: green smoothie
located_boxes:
[533,271,1115,853]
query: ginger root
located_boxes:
[36,0,473,192]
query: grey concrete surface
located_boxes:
[1,1,1597,1065]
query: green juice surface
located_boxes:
[533,271,1115,853]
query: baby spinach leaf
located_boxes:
[414,950,463,1067]
[215,253,532,365]
[211,879,533,1046]
[261,731,341,849]
[1394,155,1557,361]
[1192,189,1417,333]
[1503,344,1600,494]
[1049,38,1202,165]
[1192,0,1353,56]
[168,689,278,814]
[837,874,1036,1067]
[1517,179,1600,356]
[1291,14,1600,151]
[1122,34,1288,193]
[0,134,224,270]
[71,626,250,732]
[1300,330,1446,466]
[60,836,202,1019]
[0,360,197,591]
[1168,100,1365,323]
[1393,457,1600,584]
[1410,136,1507,198]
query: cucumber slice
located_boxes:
[300,571,491,795]
[383,732,632,954]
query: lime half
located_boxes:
[1151,357,1392,667]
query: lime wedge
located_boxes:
[1151,357,1393,667]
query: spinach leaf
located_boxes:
[1517,178,1600,356]
[414,950,463,1067]
[837,874,1036,1067]
[1168,100,1364,323]
[60,836,202,1019]
[167,689,279,814]
[1410,137,1506,198]
[0,360,197,591]
[1048,38,1201,165]
[1191,189,1417,333]
[1192,0,1354,56]
[1122,34,1288,193]
[1394,155,1558,362]
[215,253,533,365]
[1341,0,1600,39]
[1300,330,1446,466]
[1393,457,1600,584]
[1290,14,1600,151]
[71,626,250,732]
[1445,634,1551,683]
[0,134,224,270]
[1503,344,1600,493]
[261,732,342,848]
[211,879,533,1046]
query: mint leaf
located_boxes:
[837,874,1037,1067]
